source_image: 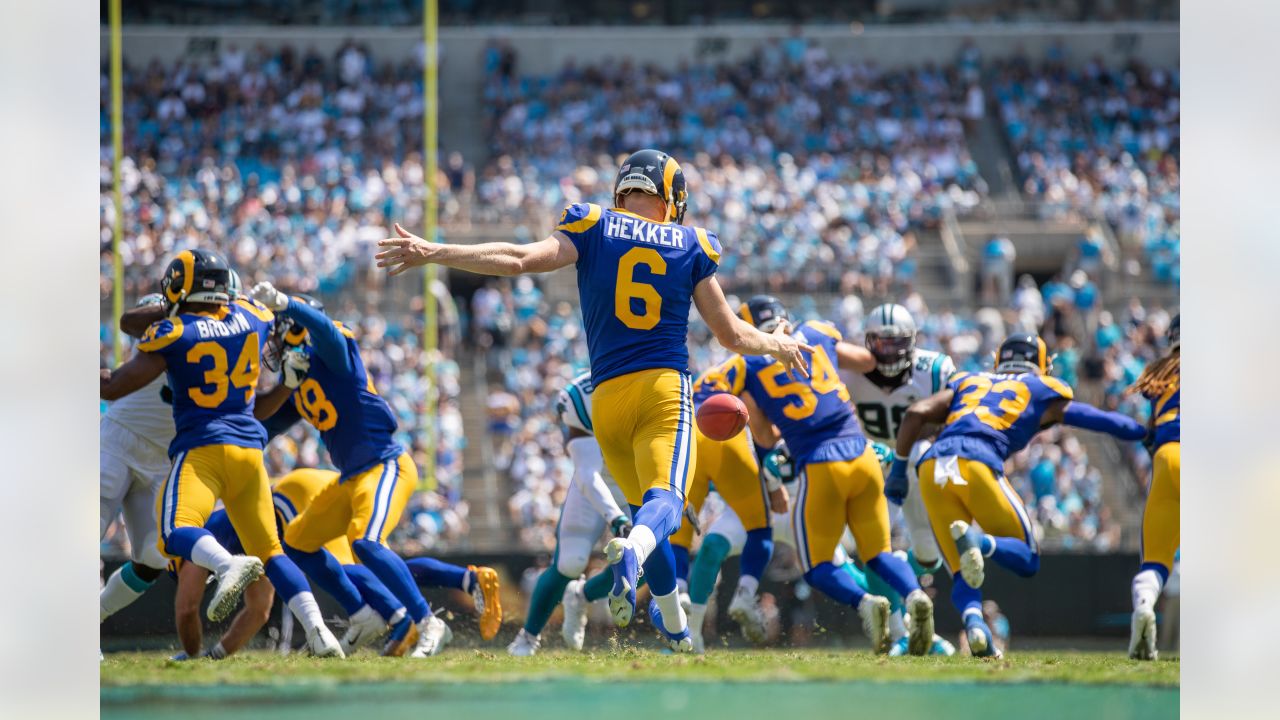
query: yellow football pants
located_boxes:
[592,368,696,507]
[156,444,281,562]
[671,427,769,550]
[792,445,891,569]
[283,453,418,552]
[271,468,354,564]
[918,456,1035,573]
[1142,442,1180,571]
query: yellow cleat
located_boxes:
[471,565,503,641]
[381,617,419,657]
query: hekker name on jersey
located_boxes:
[842,349,956,443]
[556,371,595,435]
[138,299,274,457]
[923,370,1075,472]
[556,203,721,385]
[741,320,864,465]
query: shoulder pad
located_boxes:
[333,321,357,339]
[802,320,843,343]
[692,227,721,264]
[236,297,275,323]
[138,318,185,353]
[1039,375,1074,401]
[556,203,602,234]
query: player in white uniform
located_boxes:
[841,303,956,655]
[99,293,179,623]
[507,371,632,656]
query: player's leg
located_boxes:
[623,371,696,647]
[348,454,450,658]
[279,475,386,650]
[154,446,266,625]
[670,467,710,598]
[688,500,748,651]
[1132,442,1180,660]
[222,446,341,657]
[917,457,997,656]
[718,442,774,642]
[404,556,502,641]
[100,456,164,621]
[963,459,1040,579]
[843,445,933,656]
[589,374,646,626]
[513,482,604,654]
[795,460,891,652]
[902,440,943,574]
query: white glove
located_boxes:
[250,281,289,312]
[282,348,310,389]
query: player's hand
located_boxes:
[771,323,813,379]
[281,348,310,389]
[884,455,909,506]
[610,515,633,538]
[769,484,790,514]
[376,223,438,276]
[250,281,289,312]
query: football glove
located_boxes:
[250,281,290,312]
[761,446,794,491]
[282,347,310,389]
[885,454,909,506]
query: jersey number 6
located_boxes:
[615,247,666,330]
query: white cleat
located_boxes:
[966,624,1003,659]
[507,628,540,657]
[341,605,388,655]
[857,594,892,654]
[306,624,345,658]
[561,579,589,651]
[207,556,264,622]
[905,589,935,657]
[1129,606,1158,661]
[950,521,986,589]
[728,585,767,645]
[689,623,706,654]
[410,615,453,658]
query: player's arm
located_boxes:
[896,389,954,458]
[693,275,812,378]
[174,562,209,657]
[741,391,779,447]
[376,223,578,276]
[1047,400,1147,441]
[214,578,275,657]
[565,428,629,534]
[255,382,294,420]
[835,341,876,373]
[100,351,166,400]
[119,304,167,339]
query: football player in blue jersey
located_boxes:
[891,333,1147,657]
[248,283,462,657]
[1126,315,1179,660]
[99,250,343,657]
[733,304,937,655]
[377,149,809,651]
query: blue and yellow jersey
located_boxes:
[138,299,275,457]
[740,321,864,464]
[692,354,748,410]
[275,300,401,478]
[1148,374,1180,449]
[926,370,1075,471]
[557,203,721,384]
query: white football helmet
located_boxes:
[863,303,917,377]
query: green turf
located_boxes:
[101,648,1179,688]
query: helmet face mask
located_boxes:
[614,149,687,224]
[263,292,325,372]
[863,303,917,377]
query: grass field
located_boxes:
[102,649,1178,720]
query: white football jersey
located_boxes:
[555,371,595,435]
[842,348,956,443]
[102,375,176,448]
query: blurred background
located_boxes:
[98,0,1178,648]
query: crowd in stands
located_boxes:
[479,38,986,295]
[990,48,1180,285]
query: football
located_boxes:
[696,392,749,441]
